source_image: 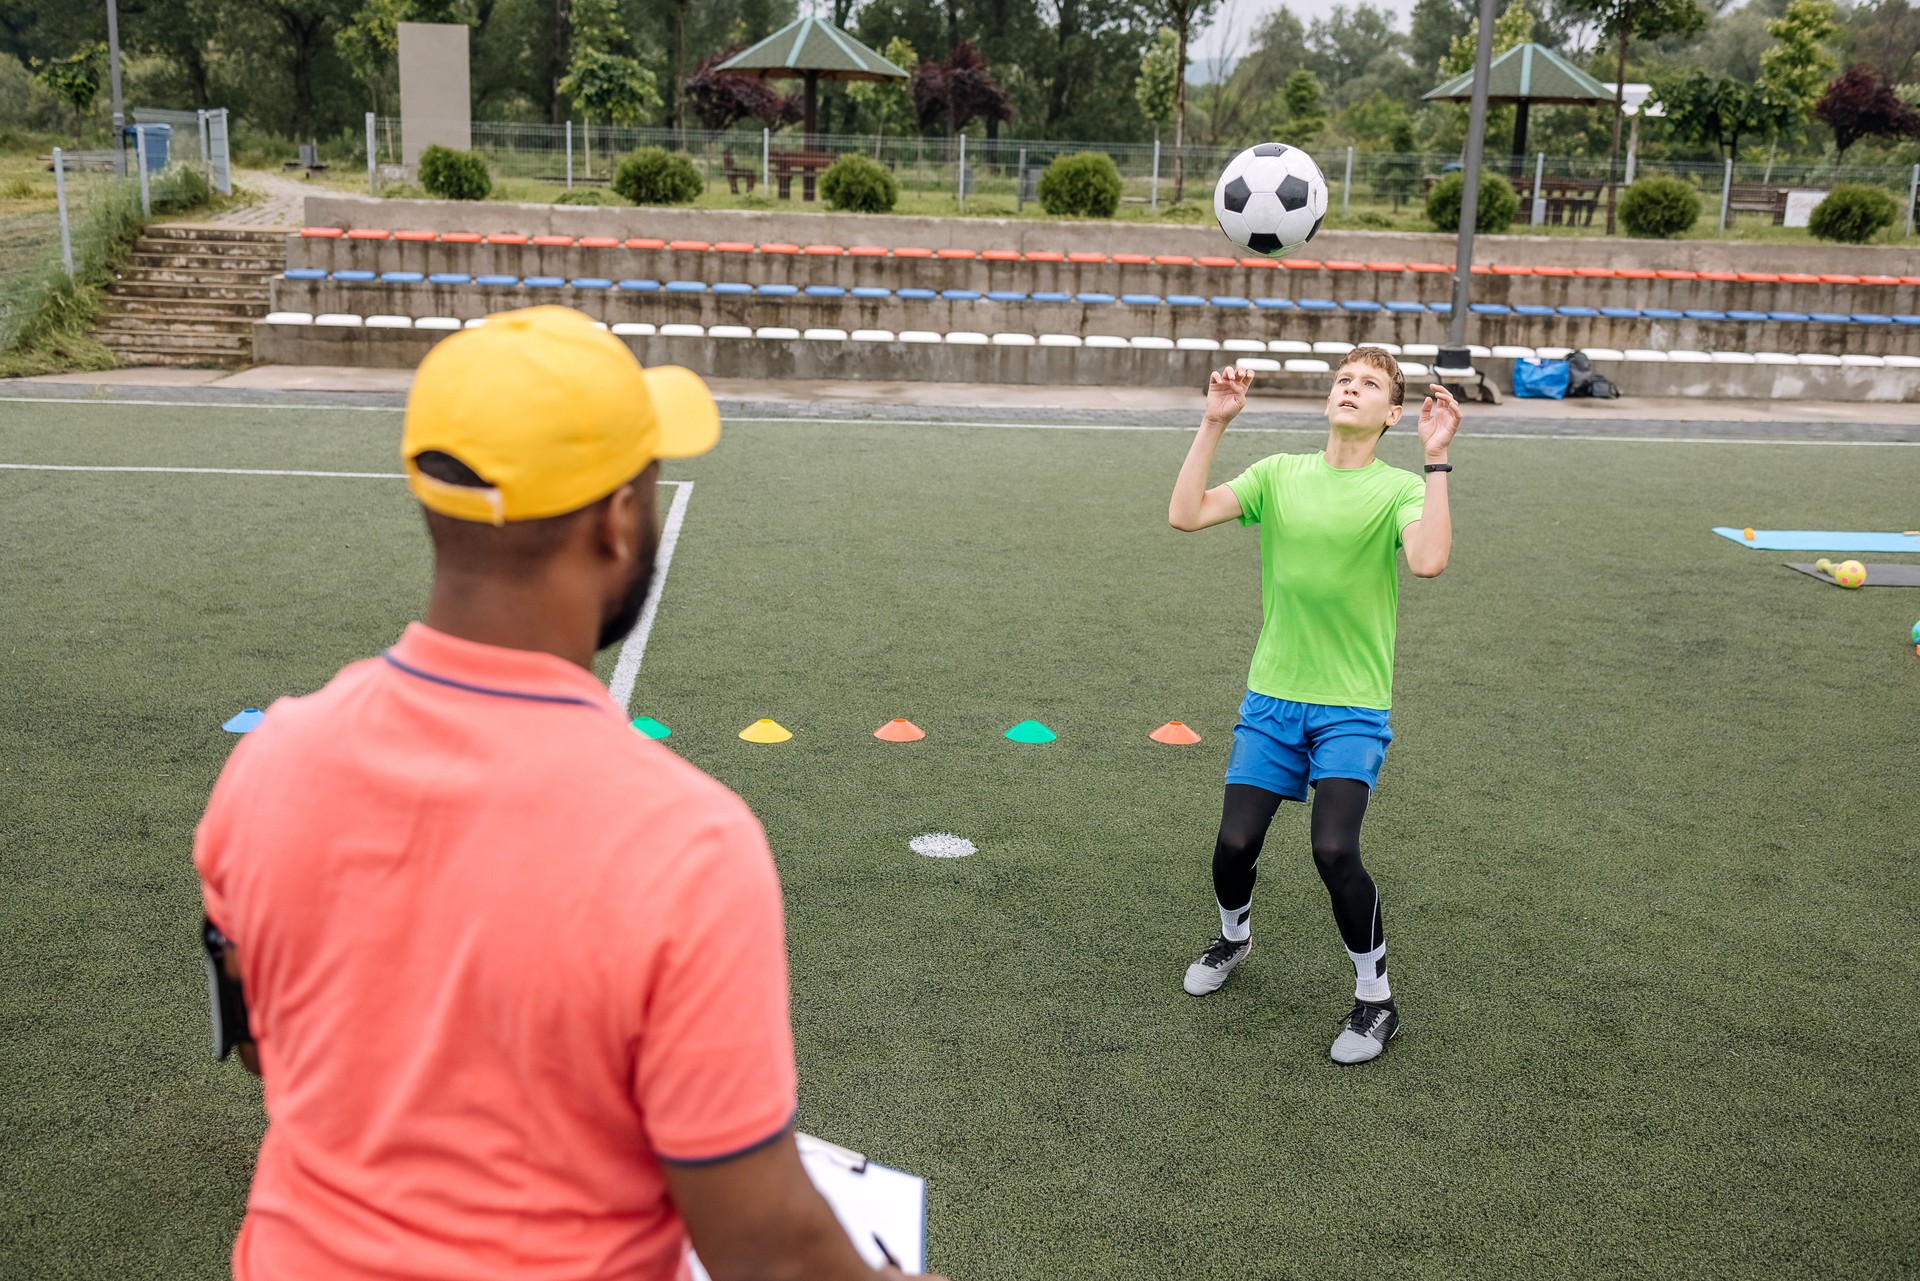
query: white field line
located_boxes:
[0,463,404,478]
[2,397,1916,447]
[608,480,693,713]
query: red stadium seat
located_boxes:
[441,232,483,244]
[346,228,390,240]
[1818,273,1861,284]
[487,233,529,245]
[848,245,889,256]
[1736,272,1779,282]
[1469,264,1492,274]
[1197,256,1240,267]
[1279,258,1321,269]
[1364,261,1408,272]
[936,248,977,259]
[1574,267,1616,277]
[1533,266,1573,277]
[1698,271,1738,282]
[1901,276,1920,286]
[301,227,345,238]
[1153,255,1195,266]
[1066,252,1107,263]
[393,230,437,242]
[982,249,1021,261]
[668,239,710,251]
[893,247,934,258]
[1023,251,1065,262]
[760,242,801,254]
[1654,269,1696,279]
[532,235,574,247]
[1111,253,1152,265]
[1239,257,1280,269]
[713,240,756,252]
[1779,272,1820,283]
[1408,262,1452,273]
[1860,275,1902,286]
[1324,260,1365,271]
[1616,268,1657,279]
[1491,264,1532,275]
[624,238,665,249]
[803,244,846,255]
[578,237,621,248]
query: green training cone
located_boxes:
[1004,719,1056,744]
[630,716,672,740]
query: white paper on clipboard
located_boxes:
[686,1133,926,1278]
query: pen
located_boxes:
[872,1232,901,1269]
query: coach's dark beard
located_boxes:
[595,543,657,651]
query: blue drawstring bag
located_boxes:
[1512,357,1571,399]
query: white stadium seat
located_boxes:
[1039,334,1084,347]
[754,326,800,340]
[263,311,313,325]
[1269,339,1312,354]
[1490,344,1535,359]
[1312,340,1354,355]
[1399,361,1430,377]
[899,330,941,344]
[1667,350,1711,363]
[415,317,462,331]
[1130,336,1174,349]
[1534,346,1572,359]
[851,329,896,342]
[1284,358,1331,373]
[803,328,849,341]
[944,331,989,345]
[1234,356,1281,372]
[1883,354,1920,368]
[1084,335,1129,348]
[1839,354,1884,367]
[708,325,753,338]
[1583,347,1624,361]
[1176,337,1221,351]
[315,313,363,327]
[1754,352,1797,364]
[991,332,1037,346]
[610,322,653,336]
[365,315,412,329]
[1796,353,1842,366]
[659,323,704,338]
[1623,349,1669,362]
[1223,339,1267,353]
[1709,351,1757,364]
[463,317,490,329]
[1401,342,1439,357]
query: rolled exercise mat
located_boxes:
[1787,562,1920,587]
[1715,528,1920,552]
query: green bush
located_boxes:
[819,154,897,213]
[418,145,491,201]
[553,187,616,206]
[1808,184,1898,243]
[612,147,703,206]
[1424,170,1518,234]
[1618,176,1701,239]
[1037,152,1122,218]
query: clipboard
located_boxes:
[686,1133,926,1277]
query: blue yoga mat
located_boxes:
[1712,527,1920,552]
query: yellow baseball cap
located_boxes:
[402,305,719,524]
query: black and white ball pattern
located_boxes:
[1214,142,1329,258]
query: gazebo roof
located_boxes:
[1423,43,1617,105]
[716,17,909,81]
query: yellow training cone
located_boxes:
[738,718,793,744]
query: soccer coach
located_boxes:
[195,307,932,1281]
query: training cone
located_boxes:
[222,708,264,734]
[1150,720,1203,745]
[874,718,926,742]
[739,718,793,744]
[630,716,672,740]
[1004,719,1056,744]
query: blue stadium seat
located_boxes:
[1600,306,1639,319]
[378,271,423,284]
[1850,314,1892,324]
[1253,297,1295,310]
[1031,291,1071,303]
[942,289,983,301]
[1556,305,1599,317]
[1385,300,1425,314]
[986,290,1028,302]
[1767,311,1810,322]
[474,274,518,286]
[665,280,707,292]
[1893,314,1920,325]
[1727,310,1768,322]
[1682,309,1726,320]
[1121,293,1163,305]
[1469,303,1510,315]
[1341,300,1383,312]
[1514,304,1554,317]
[758,283,799,296]
[428,273,471,285]
[711,282,753,294]
[852,286,892,299]
[284,268,327,280]
[617,279,660,291]
[570,277,613,289]
[1210,295,1251,307]
[1298,299,1338,311]
[897,287,936,300]
[1641,307,1683,320]
[1427,301,1452,313]
[1167,294,1206,307]
[524,276,566,288]
[805,285,846,297]
[1075,292,1116,304]
[333,270,376,282]
[1809,312,1851,323]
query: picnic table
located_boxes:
[1515,177,1606,226]
[769,150,837,201]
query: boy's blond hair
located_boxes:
[1339,346,1406,417]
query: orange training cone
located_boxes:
[874,718,926,742]
[1150,720,1203,745]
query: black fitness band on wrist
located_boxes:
[1424,463,1453,474]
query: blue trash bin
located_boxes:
[124,123,172,172]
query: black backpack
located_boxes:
[1565,350,1620,399]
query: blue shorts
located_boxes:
[1224,691,1393,801]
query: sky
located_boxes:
[1188,0,1421,80]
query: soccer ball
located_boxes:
[1214,143,1329,258]
[1834,559,1866,588]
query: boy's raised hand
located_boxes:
[1204,365,1255,427]
[1418,383,1462,459]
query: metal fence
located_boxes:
[361,117,1920,230]
[131,107,234,195]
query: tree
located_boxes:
[1440,0,1534,77]
[1306,3,1410,109]
[335,0,409,115]
[257,0,360,139]
[1561,0,1705,232]
[1270,67,1327,146]
[31,43,106,137]
[848,36,919,138]
[1135,27,1179,136]
[560,47,660,127]
[682,45,801,130]
[1757,0,1838,142]
[1657,70,1781,160]
[1815,63,1920,156]
[1142,0,1223,201]
[911,42,1012,137]
[1341,89,1414,149]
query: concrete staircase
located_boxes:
[97,224,286,367]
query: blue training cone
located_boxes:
[223,708,265,734]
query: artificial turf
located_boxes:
[1,398,1916,1280]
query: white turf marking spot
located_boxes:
[909,832,977,859]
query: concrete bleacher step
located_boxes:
[96,224,286,367]
[98,313,256,336]
[104,296,265,319]
[129,250,287,274]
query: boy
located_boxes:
[1166,348,1461,1065]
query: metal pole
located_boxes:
[1907,163,1918,237]
[136,126,150,217]
[1624,115,1639,185]
[198,109,210,184]
[1718,157,1732,232]
[762,126,770,192]
[1151,138,1160,212]
[1016,146,1027,212]
[366,112,377,196]
[1343,145,1354,217]
[1531,151,1546,226]
[1447,0,1499,351]
[958,133,966,209]
[106,0,126,176]
[54,148,74,278]
[566,121,573,189]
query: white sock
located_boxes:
[1218,899,1251,943]
[1348,944,1390,1003]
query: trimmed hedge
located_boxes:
[612,147,703,205]
[1619,176,1701,239]
[418,146,491,201]
[819,154,898,213]
[1424,170,1518,234]
[1037,152,1122,218]
[1808,184,1898,243]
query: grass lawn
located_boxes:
[1,397,1916,1279]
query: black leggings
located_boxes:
[1212,779,1383,955]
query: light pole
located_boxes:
[106,0,126,176]
[1446,0,1499,355]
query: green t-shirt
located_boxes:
[1226,451,1426,711]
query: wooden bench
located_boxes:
[41,150,118,172]
[1725,184,1790,224]
[721,148,759,196]
[1515,178,1606,226]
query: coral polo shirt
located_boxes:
[194,623,797,1281]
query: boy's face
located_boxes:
[1325,361,1404,436]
